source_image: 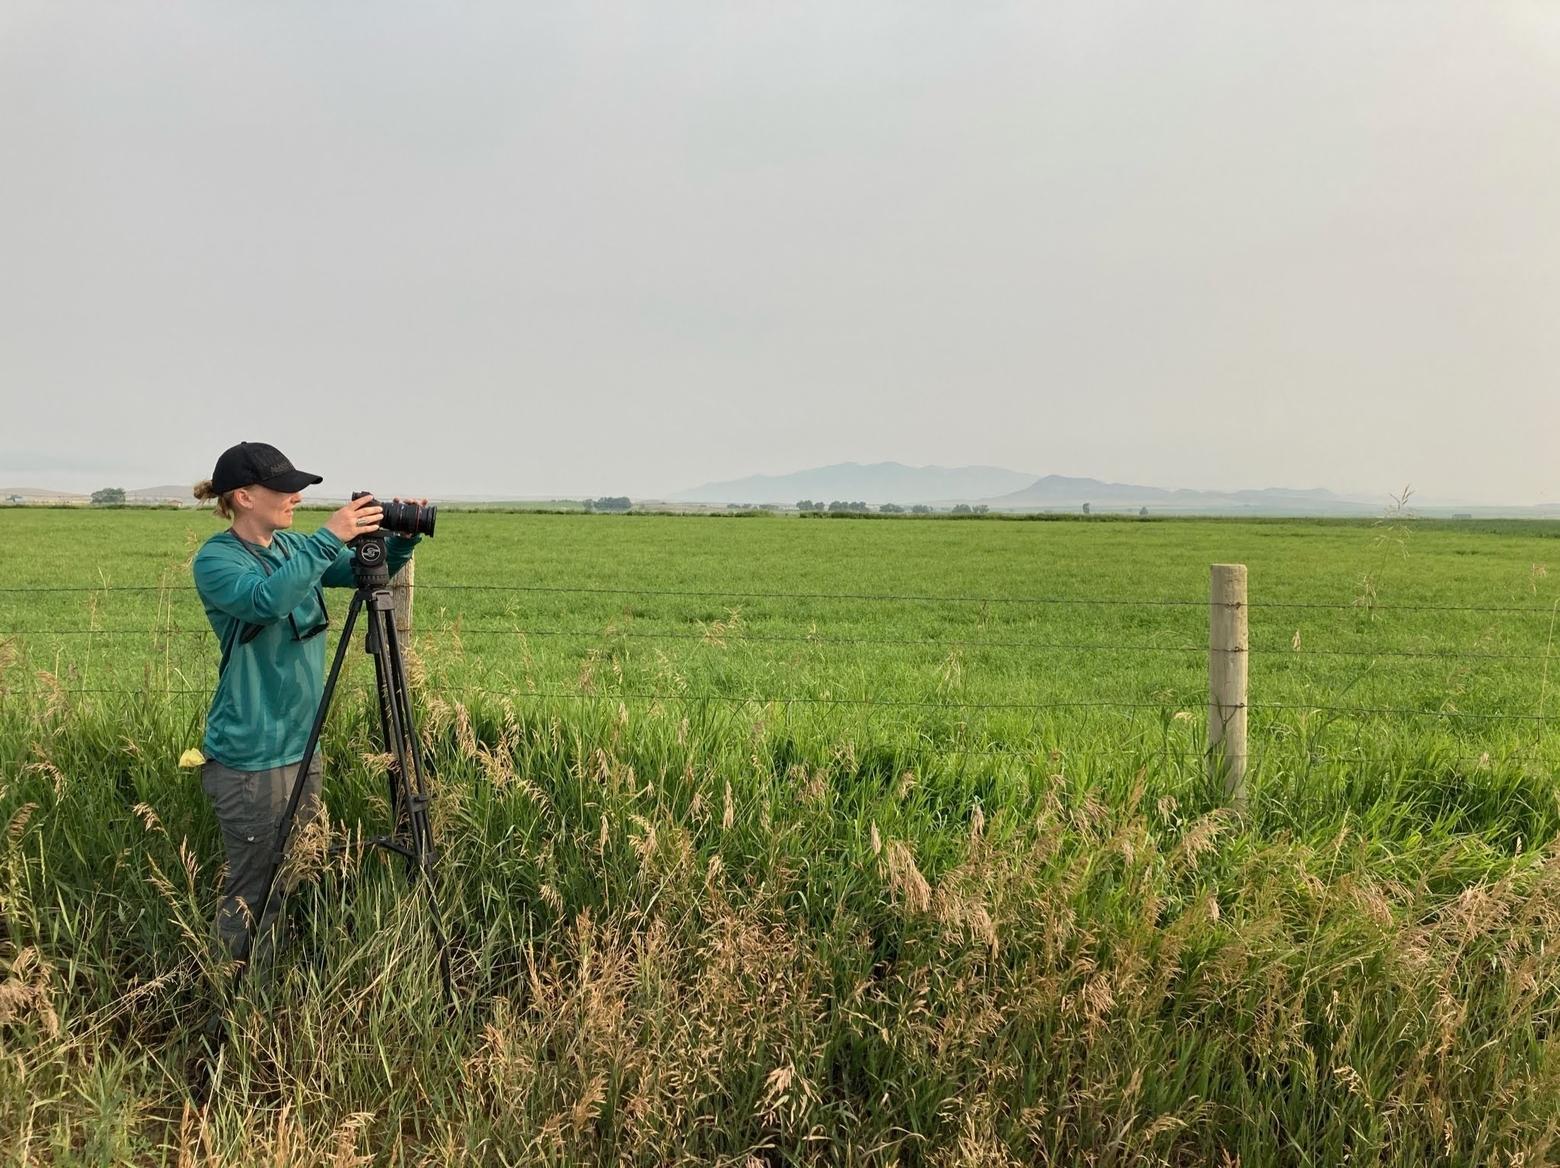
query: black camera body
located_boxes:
[349,492,436,588]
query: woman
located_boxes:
[191,441,425,965]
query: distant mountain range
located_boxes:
[667,462,1557,517]
[986,475,1380,515]
[664,463,1037,505]
[665,462,1378,512]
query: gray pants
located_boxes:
[201,755,323,964]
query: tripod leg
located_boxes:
[367,595,454,999]
[367,595,418,869]
[383,610,437,865]
[365,612,408,839]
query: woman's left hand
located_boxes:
[392,498,430,536]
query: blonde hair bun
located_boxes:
[193,479,235,519]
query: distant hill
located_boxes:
[669,462,1040,505]
[1,486,89,501]
[986,476,1382,516]
[1,483,192,504]
[128,484,194,502]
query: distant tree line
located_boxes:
[586,496,631,512]
[797,501,945,515]
[797,500,869,513]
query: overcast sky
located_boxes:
[2,2,1556,503]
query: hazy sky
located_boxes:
[2,2,1557,503]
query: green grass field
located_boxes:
[2,508,1559,1164]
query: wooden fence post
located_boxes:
[1209,563,1248,806]
[391,556,415,637]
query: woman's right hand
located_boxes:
[325,496,384,543]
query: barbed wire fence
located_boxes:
[1,566,1556,802]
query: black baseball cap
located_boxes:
[210,442,324,495]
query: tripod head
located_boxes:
[351,533,393,589]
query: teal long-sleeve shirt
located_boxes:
[193,526,420,770]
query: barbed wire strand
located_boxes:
[1,625,1553,663]
[2,580,1557,616]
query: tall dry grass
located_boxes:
[3,675,1559,1165]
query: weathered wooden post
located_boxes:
[391,556,415,637]
[1209,563,1248,805]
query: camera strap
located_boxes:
[218,532,328,671]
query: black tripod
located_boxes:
[233,535,452,1001]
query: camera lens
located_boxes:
[375,497,437,538]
